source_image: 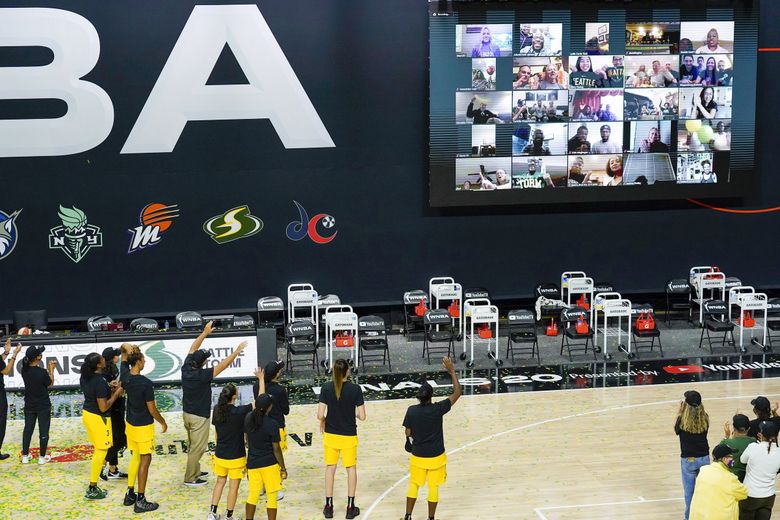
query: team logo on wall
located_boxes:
[127,203,180,253]
[0,209,22,260]
[48,206,103,263]
[285,201,337,244]
[203,205,263,244]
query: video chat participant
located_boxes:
[403,357,461,520]
[466,97,499,124]
[471,27,501,57]
[182,321,248,487]
[592,125,621,154]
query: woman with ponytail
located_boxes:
[80,351,124,500]
[100,347,127,481]
[208,367,263,520]
[675,390,710,520]
[244,381,287,520]
[317,359,366,519]
[740,421,780,518]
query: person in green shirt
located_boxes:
[722,414,756,482]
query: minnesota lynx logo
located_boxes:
[48,205,103,262]
[0,209,21,260]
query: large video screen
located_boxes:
[429,0,758,207]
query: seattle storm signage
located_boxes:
[0,5,334,158]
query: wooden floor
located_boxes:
[3,377,780,519]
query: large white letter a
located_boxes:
[121,5,334,153]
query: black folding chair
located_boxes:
[505,309,540,364]
[358,315,391,371]
[765,298,780,351]
[423,309,456,365]
[403,290,428,340]
[560,306,595,361]
[631,304,664,357]
[285,320,320,374]
[665,279,692,325]
[698,300,736,354]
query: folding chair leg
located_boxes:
[698,327,706,350]
[386,349,392,372]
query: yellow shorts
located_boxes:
[82,410,113,450]
[323,432,358,467]
[125,422,155,455]
[279,428,288,452]
[213,456,246,480]
[409,453,447,488]
[246,465,283,506]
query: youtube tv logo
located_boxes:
[663,365,705,374]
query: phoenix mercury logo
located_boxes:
[127,203,180,253]
[48,205,102,262]
[285,201,337,244]
[0,209,21,260]
[203,205,263,244]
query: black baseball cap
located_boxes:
[192,350,212,365]
[733,414,750,431]
[684,390,702,406]
[713,443,738,460]
[752,396,771,411]
[101,347,121,361]
[25,345,45,361]
[255,393,273,412]
[264,360,285,382]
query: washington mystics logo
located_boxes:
[0,209,21,260]
[127,203,180,253]
[285,201,337,244]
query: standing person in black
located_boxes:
[746,396,780,438]
[466,97,499,124]
[403,357,461,520]
[123,350,168,513]
[20,345,55,465]
[245,391,287,520]
[253,361,290,501]
[182,321,247,487]
[100,346,128,481]
[0,338,22,460]
[317,358,367,519]
[675,390,710,520]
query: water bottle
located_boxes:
[164,319,170,330]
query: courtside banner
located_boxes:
[2,336,257,390]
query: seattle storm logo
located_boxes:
[0,209,22,260]
[48,205,103,263]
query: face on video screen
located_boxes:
[456,24,513,57]
[515,23,563,57]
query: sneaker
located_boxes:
[38,455,51,465]
[345,505,361,519]
[277,490,284,501]
[85,486,108,500]
[99,466,108,481]
[207,512,219,520]
[134,496,160,513]
[200,471,209,477]
[21,455,31,464]
[0,453,10,461]
[184,478,208,487]
[123,489,137,506]
[322,504,334,519]
[107,469,128,480]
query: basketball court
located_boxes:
[2,376,777,519]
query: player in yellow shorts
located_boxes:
[79,352,124,500]
[254,360,290,500]
[402,357,461,520]
[245,392,287,520]
[208,368,262,520]
[123,350,168,513]
[317,359,367,519]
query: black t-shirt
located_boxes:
[0,357,6,391]
[675,417,709,458]
[125,374,155,426]
[213,404,252,460]
[254,381,290,428]
[570,70,602,88]
[181,354,214,418]
[119,360,131,386]
[245,414,281,469]
[319,381,365,436]
[82,374,110,417]
[102,366,125,415]
[403,399,452,458]
[747,417,780,438]
[22,366,51,411]
[603,66,624,87]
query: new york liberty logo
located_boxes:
[48,206,103,263]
